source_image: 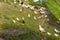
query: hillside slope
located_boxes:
[45,0,60,20]
[0,0,60,40]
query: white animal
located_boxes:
[34,11,38,14]
[22,4,26,7]
[47,32,51,35]
[14,0,16,4]
[27,5,31,7]
[24,5,29,8]
[44,15,48,18]
[19,1,22,6]
[40,11,46,14]
[20,9,22,12]
[19,3,21,6]
[47,19,49,21]
[54,28,59,33]
[14,1,16,4]
[22,4,29,8]
[16,18,20,21]
[13,20,16,23]
[4,0,6,2]
[34,16,37,20]
[57,21,59,23]
[39,8,43,11]
[38,15,44,19]
[25,0,28,1]
[40,7,46,10]
[22,17,24,20]
[28,14,30,18]
[30,6,34,10]
[39,25,46,32]
[54,33,59,37]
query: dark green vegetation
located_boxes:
[45,0,60,20]
[0,0,60,40]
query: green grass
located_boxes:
[0,0,60,40]
[45,0,60,20]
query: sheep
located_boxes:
[14,1,16,4]
[27,5,31,7]
[19,1,22,6]
[21,20,25,25]
[47,32,51,35]
[38,15,44,19]
[47,18,49,21]
[20,9,22,12]
[21,17,25,25]
[39,8,43,11]
[56,21,59,23]
[25,0,28,1]
[19,3,21,6]
[4,0,7,2]
[40,7,46,11]
[14,0,17,4]
[22,17,24,20]
[34,6,38,9]
[24,5,29,8]
[16,18,20,21]
[34,11,38,14]
[22,4,31,8]
[22,4,26,7]
[39,25,46,32]
[44,15,48,18]
[30,6,34,10]
[40,11,46,14]
[34,16,37,20]
[54,28,59,33]
[21,2,24,5]
[12,20,16,23]
[54,33,59,37]
[28,14,30,18]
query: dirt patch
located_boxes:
[0,38,4,40]
[2,28,28,35]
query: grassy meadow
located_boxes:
[0,0,59,40]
